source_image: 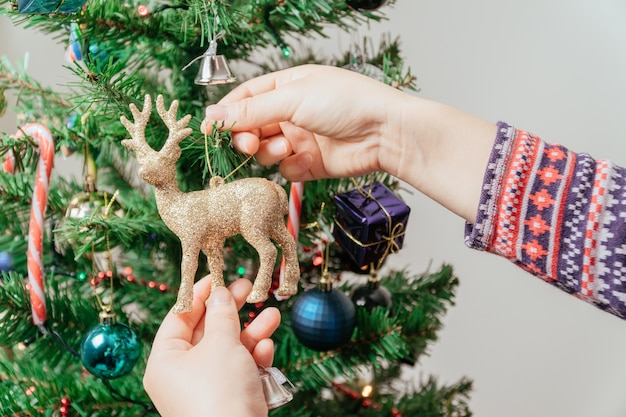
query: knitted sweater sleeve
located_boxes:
[465,121,626,319]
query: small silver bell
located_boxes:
[194,39,236,85]
[258,366,295,409]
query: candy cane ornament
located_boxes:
[276,181,303,300]
[5,124,55,326]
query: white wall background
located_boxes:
[3,1,626,416]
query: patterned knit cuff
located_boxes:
[464,121,516,251]
[462,121,626,319]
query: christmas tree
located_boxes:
[0,1,472,415]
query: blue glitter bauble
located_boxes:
[0,252,14,273]
[80,323,141,379]
[291,288,356,351]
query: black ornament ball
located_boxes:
[346,0,388,11]
[80,322,142,379]
[351,281,395,315]
[291,288,356,351]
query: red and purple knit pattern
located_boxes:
[465,122,626,319]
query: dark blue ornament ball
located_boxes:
[291,288,356,351]
[0,251,14,273]
[80,323,141,379]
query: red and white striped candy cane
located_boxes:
[5,124,55,326]
[276,181,303,300]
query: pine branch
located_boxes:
[0,272,155,416]
[0,58,74,126]
[274,266,459,390]
[0,348,150,417]
[64,61,145,119]
[0,67,72,111]
[396,376,473,417]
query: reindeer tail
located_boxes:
[273,181,289,216]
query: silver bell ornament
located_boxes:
[184,31,236,86]
[195,42,236,85]
[258,366,295,409]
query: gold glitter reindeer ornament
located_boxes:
[120,95,300,313]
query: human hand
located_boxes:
[201,64,413,182]
[143,277,281,417]
[202,64,497,223]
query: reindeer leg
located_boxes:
[174,245,200,314]
[203,241,226,294]
[244,233,277,303]
[271,227,300,297]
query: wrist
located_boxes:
[378,93,497,222]
[378,93,433,188]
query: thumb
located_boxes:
[203,286,241,342]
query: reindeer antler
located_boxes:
[120,94,153,154]
[155,95,193,155]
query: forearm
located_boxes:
[380,95,496,222]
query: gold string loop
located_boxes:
[90,190,120,315]
[204,124,253,183]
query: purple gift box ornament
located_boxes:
[333,182,410,269]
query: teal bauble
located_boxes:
[80,319,141,379]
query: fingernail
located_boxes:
[205,104,228,121]
[267,138,288,157]
[208,286,232,306]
